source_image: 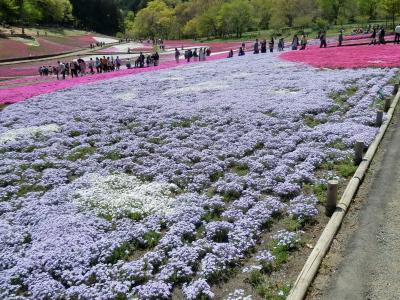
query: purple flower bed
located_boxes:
[0,53,396,299]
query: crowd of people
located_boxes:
[39,56,124,80]
[181,48,211,62]
[38,25,400,81]
[369,25,387,45]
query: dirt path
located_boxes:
[308,107,400,299]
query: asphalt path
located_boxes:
[314,108,400,299]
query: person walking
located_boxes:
[254,39,259,54]
[95,57,101,73]
[338,30,344,47]
[57,61,65,80]
[300,34,307,50]
[370,27,377,45]
[292,34,299,50]
[187,49,193,62]
[65,62,70,76]
[319,31,327,48]
[260,39,267,53]
[78,58,86,76]
[378,26,386,44]
[396,24,400,44]
[139,52,145,67]
[146,55,151,67]
[175,48,180,63]
[153,52,159,66]
[193,48,198,61]
[70,61,76,78]
[269,37,274,52]
[116,56,122,70]
[278,38,284,51]
[88,58,95,74]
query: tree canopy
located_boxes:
[0,0,73,25]
[123,0,400,39]
[1,0,400,36]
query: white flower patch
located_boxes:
[71,173,179,217]
[93,36,119,44]
[116,90,139,102]
[273,88,300,95]
[163,80,230,96]
[157,77,184,82]
[0,124,60,144]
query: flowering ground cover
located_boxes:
[0,34,113,61]
[0,39,32,60]
[0,37,77,61]
[280,44,400,69]
[0,52,396,299]
[0,53,227,105]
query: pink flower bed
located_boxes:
[343,33,372,41]
[0,65,41,77]
[0,39,31,60]
[0,53,228,105]
[74,35,97,44]
[280,44,400,69]
[0,76,49,87]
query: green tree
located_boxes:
[183,17,199,38]
[250,0,272,29]
[380,0,400,27]
[358,0,379,19]
[132,0,175,39]
[217,0,253,37]
[196,7,220,37]
[318,0,350,23]
[0,0,19,22]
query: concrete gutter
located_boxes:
[287,84,400,300]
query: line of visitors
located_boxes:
[291,34,307,50]
[131,52,160,68]
[183,48,211,62]
[370,26,386,45]
[39,55,124,80]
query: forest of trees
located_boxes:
[1,0,400,37]
[125,0,400,39]
[0,0,122,34]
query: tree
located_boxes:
[196,8,220,38]
[250,0,272,29]
[358,0,379,19]
[380,0,400,28]
[0,0,18,22]
[132,0,175,39]
[183,17,199,38]
[35,0,73,24]
[318,0,354,23]
[70,0,121,34]
[217,0,253,37]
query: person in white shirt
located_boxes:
[395,24,400,44]
[57,61,66,80]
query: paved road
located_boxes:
[316,110,400,299]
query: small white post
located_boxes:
[354,141,364,165]
[326,180,338,217]
[376,110,383,127]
